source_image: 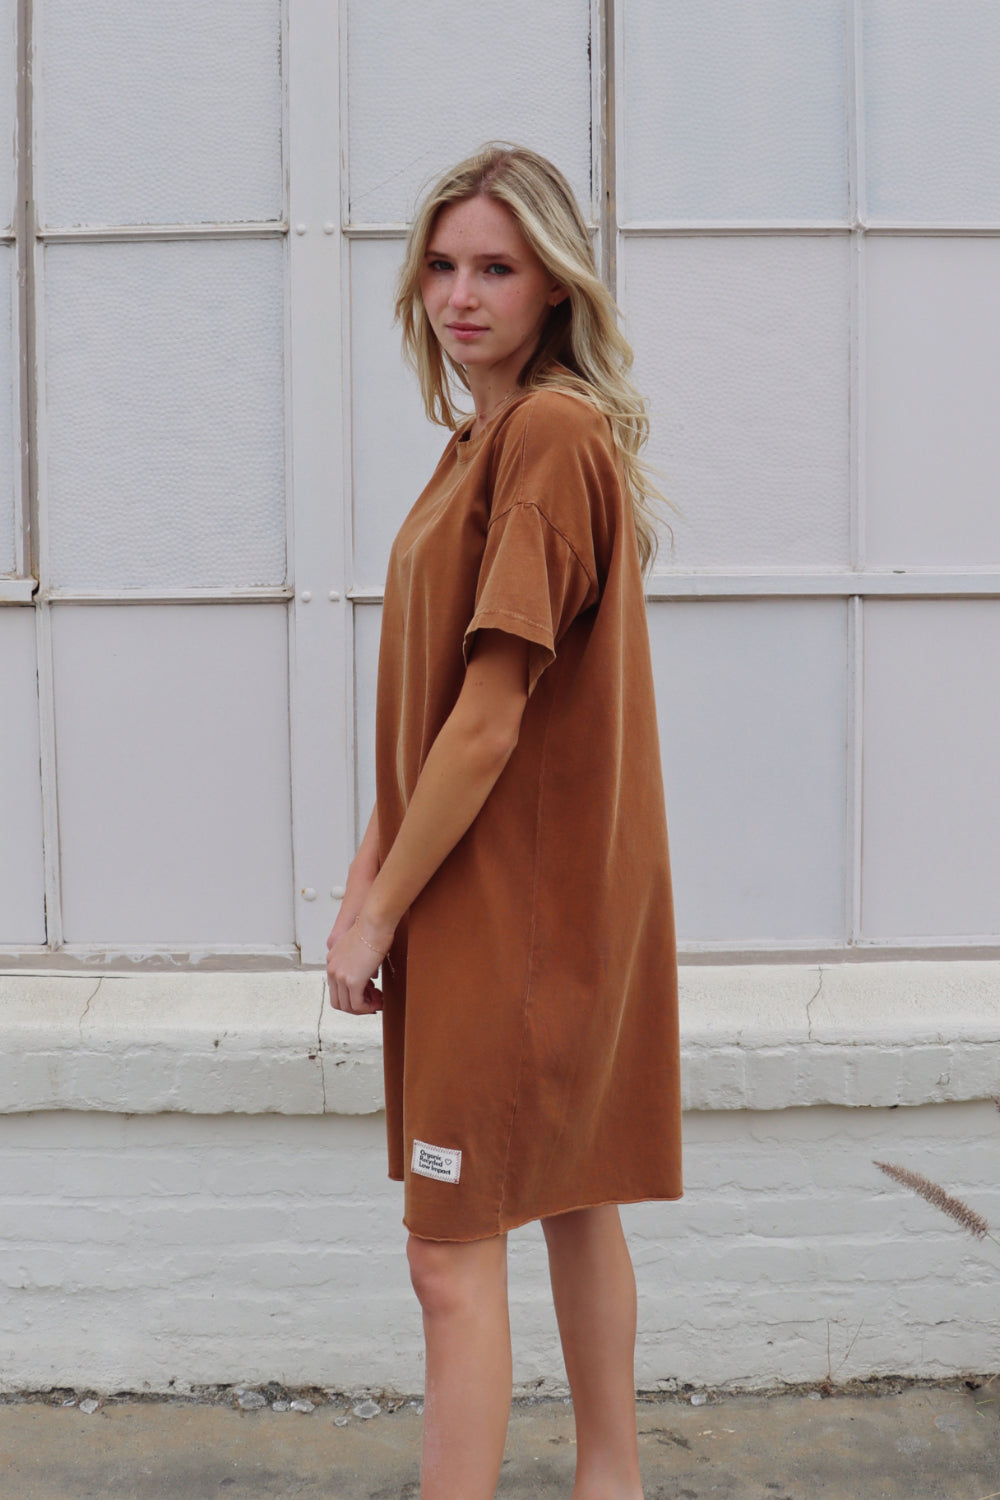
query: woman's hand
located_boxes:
[326,913,392,1015]
[326,804,386,1014]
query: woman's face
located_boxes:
[420,195,566,384]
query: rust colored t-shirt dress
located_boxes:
[375,386,682,1241]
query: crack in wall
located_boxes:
[805,968,823,1042]
[77,976,103,1032]
[316,979,327,1112]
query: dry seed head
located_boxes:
[874,1161,990,1241]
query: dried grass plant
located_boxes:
[876,1106,1000,1497]
[874,1099,1000,1257]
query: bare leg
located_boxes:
[407,1231,512,1500]
[542,1205,645,1500]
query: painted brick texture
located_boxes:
[1,1101,996,1395]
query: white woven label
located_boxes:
[411,1139,462,1185]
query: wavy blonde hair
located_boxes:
[394,143,668,571]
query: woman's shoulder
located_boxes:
[486,382,622,548]
[497,383,615,455]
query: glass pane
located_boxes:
[53,603,294,946]
[44,239,285,590]
[0,245,16,574]
[353,602,380,843]
[862,601,1000,940]
[864,0,1000,224]
[351,239,449,590]
[622,0,849,222]
[347,0,592,223]
[865,237,1000,566]
[0,609,45,943]
[37,0,282,226]
[650,599,848,944]
[625,235,850,570]
[0,0,16,232]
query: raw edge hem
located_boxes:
[401,1188,685,1243]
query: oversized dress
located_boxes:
[375,386,682,1241]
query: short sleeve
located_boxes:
[462,393,616,692]
[463,502,597,693]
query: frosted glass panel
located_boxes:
[0,245,16,575]
[44,240,285,590]
[354,603,381,843]
[862,602,1000,940]
[865,238,1000,566]
[0,610,45,943]
[649,600,848,943]
[347,0,591,223]
[351,240,450,589]
[864,1,1000,223]
[37,0,282,226]
[53,604,294,947]
[622,0,848,222]
[0,0,16,232]
[625,236,850,570]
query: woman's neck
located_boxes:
[466,383,521,439]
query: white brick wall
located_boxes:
[1,1103,997,1395]
[0,963,997,1394]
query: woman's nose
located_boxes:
[448,271,477,309]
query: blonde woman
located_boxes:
[327,144,682,1500]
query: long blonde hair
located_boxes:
[394,143,667,571]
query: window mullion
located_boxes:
[286,0,350,966]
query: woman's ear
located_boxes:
[548,284,569,307]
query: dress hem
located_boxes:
[387,1177,684,1243]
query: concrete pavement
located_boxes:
[1,1379,998,1499]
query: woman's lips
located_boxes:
[447,323,487,341]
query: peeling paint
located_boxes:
[316,979,327,1113]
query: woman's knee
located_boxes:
[406,1235,454,1315]
[406,1232,506,1319]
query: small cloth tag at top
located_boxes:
[411,1138,462,1185]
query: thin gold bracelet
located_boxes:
[352,916,391,966]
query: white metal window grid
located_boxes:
[621,0,1000,957]
[342,0,1000,961]
[1,0,355,968]
[2,0,998,966]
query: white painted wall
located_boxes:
[2,1060,997,1393]
[4,1103,996,1396]
[1,963,997,1393]
[1,0,999,1395]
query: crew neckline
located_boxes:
[455,391,530,461]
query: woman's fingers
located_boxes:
[326,925,384,1014]
[364,980,384,1012]
[328,974,379,1014]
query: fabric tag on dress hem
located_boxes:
[411,1139,462,1184]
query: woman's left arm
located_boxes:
[326,628,530,1014]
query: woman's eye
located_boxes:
[487,263,513,276]
[426,259,453,273]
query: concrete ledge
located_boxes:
[679,962,1000,1111]
[0,972,382,1116]
[0,962,997,1117]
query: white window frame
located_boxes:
[615,0,1000,959]
[3,0,999,966]
[1,0,353,968]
